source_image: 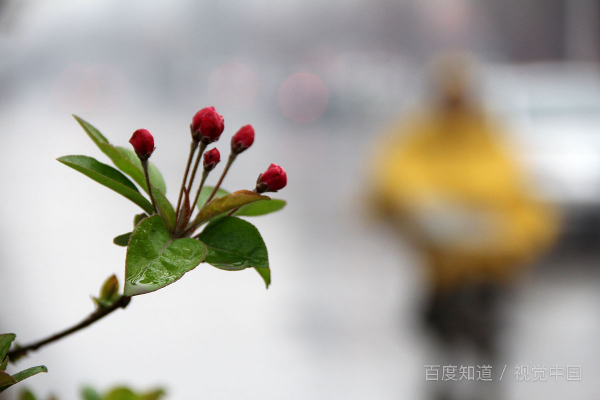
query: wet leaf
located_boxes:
[198,217,270,287]
[124,215,206,296]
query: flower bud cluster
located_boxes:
[129,106,287,236]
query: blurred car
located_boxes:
[485,62,600,249]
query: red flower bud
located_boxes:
[231,124,255,154]
[256,164,287,193]
[191,106,225,144]
[203,148,221,171]
[129,129,155,160]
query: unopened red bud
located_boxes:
[203,148,221,171]
[129,129,155,160]
[256,163,287,193]
[191,106,225,144]
[231,124,255,154]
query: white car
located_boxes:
[485,62,600,242]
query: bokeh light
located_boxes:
[278,72,329,123]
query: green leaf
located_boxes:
[152,189,176,232]
[81,387,102,400]
[72,117,175,230]
[58,156,154,215]
[113,232,132,247]
[0,371,15,387]
[115,147,167,195]
[0,334,15,364]
[0,366,47,393]
[11,366,48,383]
[199,217,270,287]
[196,186,229,208]
[189,190,270,231]
[96,142,145,188]
[125,215,206,296]
[254,267,271,288]
[74,114,109,145]
[20,389,37,400]
[134,213,148,226]
[139,389,166,400]
[72,116,166,194]
[99,275,120,304]
[236,199,286,216]
[197,186,285,217]
[103,387,137,400]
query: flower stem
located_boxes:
[141,160,158,214]
[204,153,237,205]
[175,141,199,226]
[7,296,131,362]
[185,141,207,195]
[190,170,210,215]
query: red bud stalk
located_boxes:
[175,141,207,229]
[184,141,208,198]
[141,159,159,214]
[203,125,254,205]
[129,129,168,227]
[177,107,225,228]
[185,155,235,238]
[174,140,200,228]
[203,152,236,205]
[190,148,221,213]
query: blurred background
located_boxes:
[0,0,599,399]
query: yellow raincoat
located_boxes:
[372,109,558,290]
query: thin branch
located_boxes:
[8,296,131,362]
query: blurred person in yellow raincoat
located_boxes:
[370,56,558,400]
